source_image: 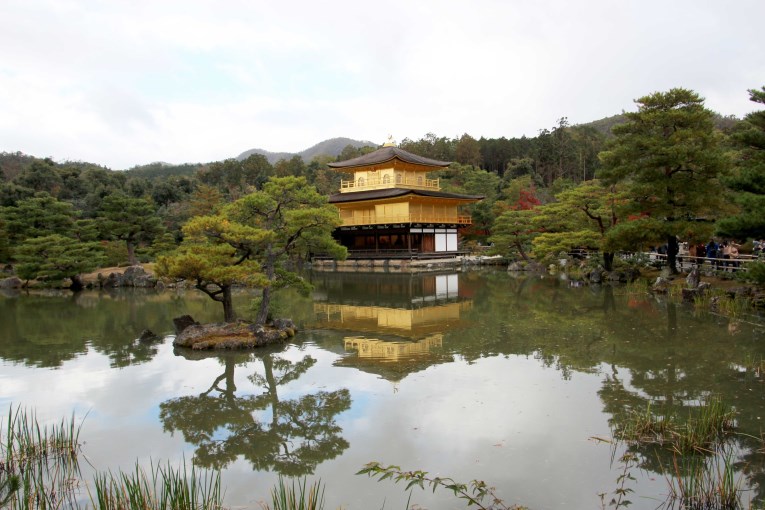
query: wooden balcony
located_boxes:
[339,213,472,227]
[340,176,440,193]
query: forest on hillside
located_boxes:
[1,87,763,289]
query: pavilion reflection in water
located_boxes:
[311,272,473,381]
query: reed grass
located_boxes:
[693,292,714,311]
[613,401,675,446]
[613,397,736,454]
[667,282,684,299]
[262,476,325,510]
[611,398,746,509]
[738,354,765,378]
[89,460,223,510]
[693,289,757,321]
[675,399,737,455]
[1,406,83,509]
[2,405,223,510]
[715,295,753,319]
[664,447,742,510]
[617,279,651,297]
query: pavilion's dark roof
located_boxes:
[328,146,451,169]
[328,188,483,204]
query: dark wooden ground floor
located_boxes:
[332,225,465,259]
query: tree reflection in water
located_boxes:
[159,347,350,475]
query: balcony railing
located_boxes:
[340,176,440,193]
[339,214,472,226]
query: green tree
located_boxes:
[155,222,264,322]
[124,176,151,199]
[552,117,575,182]
[149,232,178,257]
[490,208,539,261]
[598,88,729,273]
[72,218,100,242]
[0,182,35,207]
[570,125,606,181]
[0,217,10,262]
[716,86,765,240]
[150,180,183,207]
[15,234,105,290]
[399,133,455,161]
[531,181,625,271]
[157,177,346,324]
[98,194,164,265]
[12,158,62,196]
[241,153,274,189]
[454,134,483,166]
[200,156,275,199]
[335,144,367,162]
[1,192,76,247]
[504,157,535,179]
[274,155,306,178]
[78,167,128,217]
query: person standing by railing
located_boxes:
[722,241,732,268]
[706,239,720,269]
[755,240,764,259]
[729,242,740,269]
[695,243,706,266]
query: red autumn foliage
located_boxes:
[511,187,542,211]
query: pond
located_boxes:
[1,270,765,509]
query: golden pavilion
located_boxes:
[327,143,482,258]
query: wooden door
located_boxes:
[422,234,435,253]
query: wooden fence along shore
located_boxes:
[632,252,761,273]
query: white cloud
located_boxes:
[0,0,762,168]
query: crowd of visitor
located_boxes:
[652,238,765,270]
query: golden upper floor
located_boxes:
[329,146,450,194]
[340,172,439,193]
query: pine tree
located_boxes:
[157,177,346,324]
[716,86,765,240]
[98,194,164,265]
[15,234,105,290]
[598,88,729,273]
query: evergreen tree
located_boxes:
[0,192,76,246]
[490,208,539,262]
[530,181,625,271]
[157,177,346,324]
[15,234,105,290]
[12,158,62,196]
[598,88,729,273]
[454,134,483,166]
[97,194,164,265]
[716,86,765,240]
[0,217,10,263]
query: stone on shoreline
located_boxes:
[101,265,158,288]
[682,282,711,303]
[173,316,297,350]
[173,314,199,334]
[0,276,22,289]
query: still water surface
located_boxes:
[1,270,765,509]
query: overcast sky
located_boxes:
[1,0,763,169]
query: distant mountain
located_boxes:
[578,114,627,137]
[236,137,376,164]
[579,111,741,138]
